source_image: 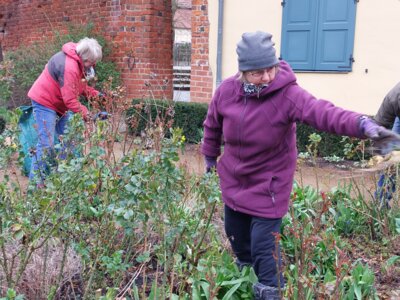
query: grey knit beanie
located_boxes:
[236,31,279,71]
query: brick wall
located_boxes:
[190,0,213,103]
[0,0,173,100]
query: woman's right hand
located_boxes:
[360,117,400,155]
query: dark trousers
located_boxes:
[224,205,284,287]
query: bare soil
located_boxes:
[0,143,383,198]
[178,144,380,197]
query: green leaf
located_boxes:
[89,207,98,215]
[354,285,362,300]
[131,284,140,300]
[6,289,16,298]
[123,209,134,220]
[386,255,400,267]
[13,230,24,241]
[221,283,241,300]
[395,218,400,234]
[136,251,150,263]
[220,276,250,286]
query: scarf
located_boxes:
[243,83,268,96]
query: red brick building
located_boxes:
[0,0,212,103]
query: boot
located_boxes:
[253,282,281,300]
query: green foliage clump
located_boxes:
[282,182,385,299]
[0,60,13,107]
[296,122,369,160]
[1,109,240,298]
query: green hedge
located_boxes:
[127,99,364,158]
[127,99,208,143]
[296,123,345,157]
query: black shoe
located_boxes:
[253,283,281,300]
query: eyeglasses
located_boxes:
[84,59,96,66]
[248,66,277,78]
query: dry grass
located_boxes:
[0,238,82,298]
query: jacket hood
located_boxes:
[62,42,81,63]
[237,60,297,97]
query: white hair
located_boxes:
[76,37,102,62]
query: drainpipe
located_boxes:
[216,0,224,87]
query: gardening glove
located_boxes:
[205,156,217,173]
[360,116,400,155]
[94,111,109,121]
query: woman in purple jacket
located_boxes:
[201,31,399,299]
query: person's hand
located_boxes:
[360,116,400,155]
[372,131,400,155]
[80,104,90,122]
[360,117,387,139]
[205,156,217,173]
[94,111,109,121]
[83,113,92,122]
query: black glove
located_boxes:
[93,112,109,121]
[371,130,400,155]
[360,117,400,155]
[205,156,217,173]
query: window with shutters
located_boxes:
[280,0,357,72]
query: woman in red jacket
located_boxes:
[28,37,102,186]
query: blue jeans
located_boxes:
[392,117,400,134]
[29,100,70,183]
[224,205,284,287]
[375,117,400,205]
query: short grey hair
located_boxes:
[76,37,102,63]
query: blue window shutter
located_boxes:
[281,0,318,70]
[315,0,357,71]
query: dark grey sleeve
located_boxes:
[374,82,400,129]
[47,51,67,87]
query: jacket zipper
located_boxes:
[270,176,277,205]
[238,96,248,162]
[232,95,248,209]
[270,192,276,204]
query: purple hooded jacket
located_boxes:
[201,61,364,219]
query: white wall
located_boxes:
[174,29,191,43]
[208,0,400,115]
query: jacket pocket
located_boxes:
[268,176,278,205]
